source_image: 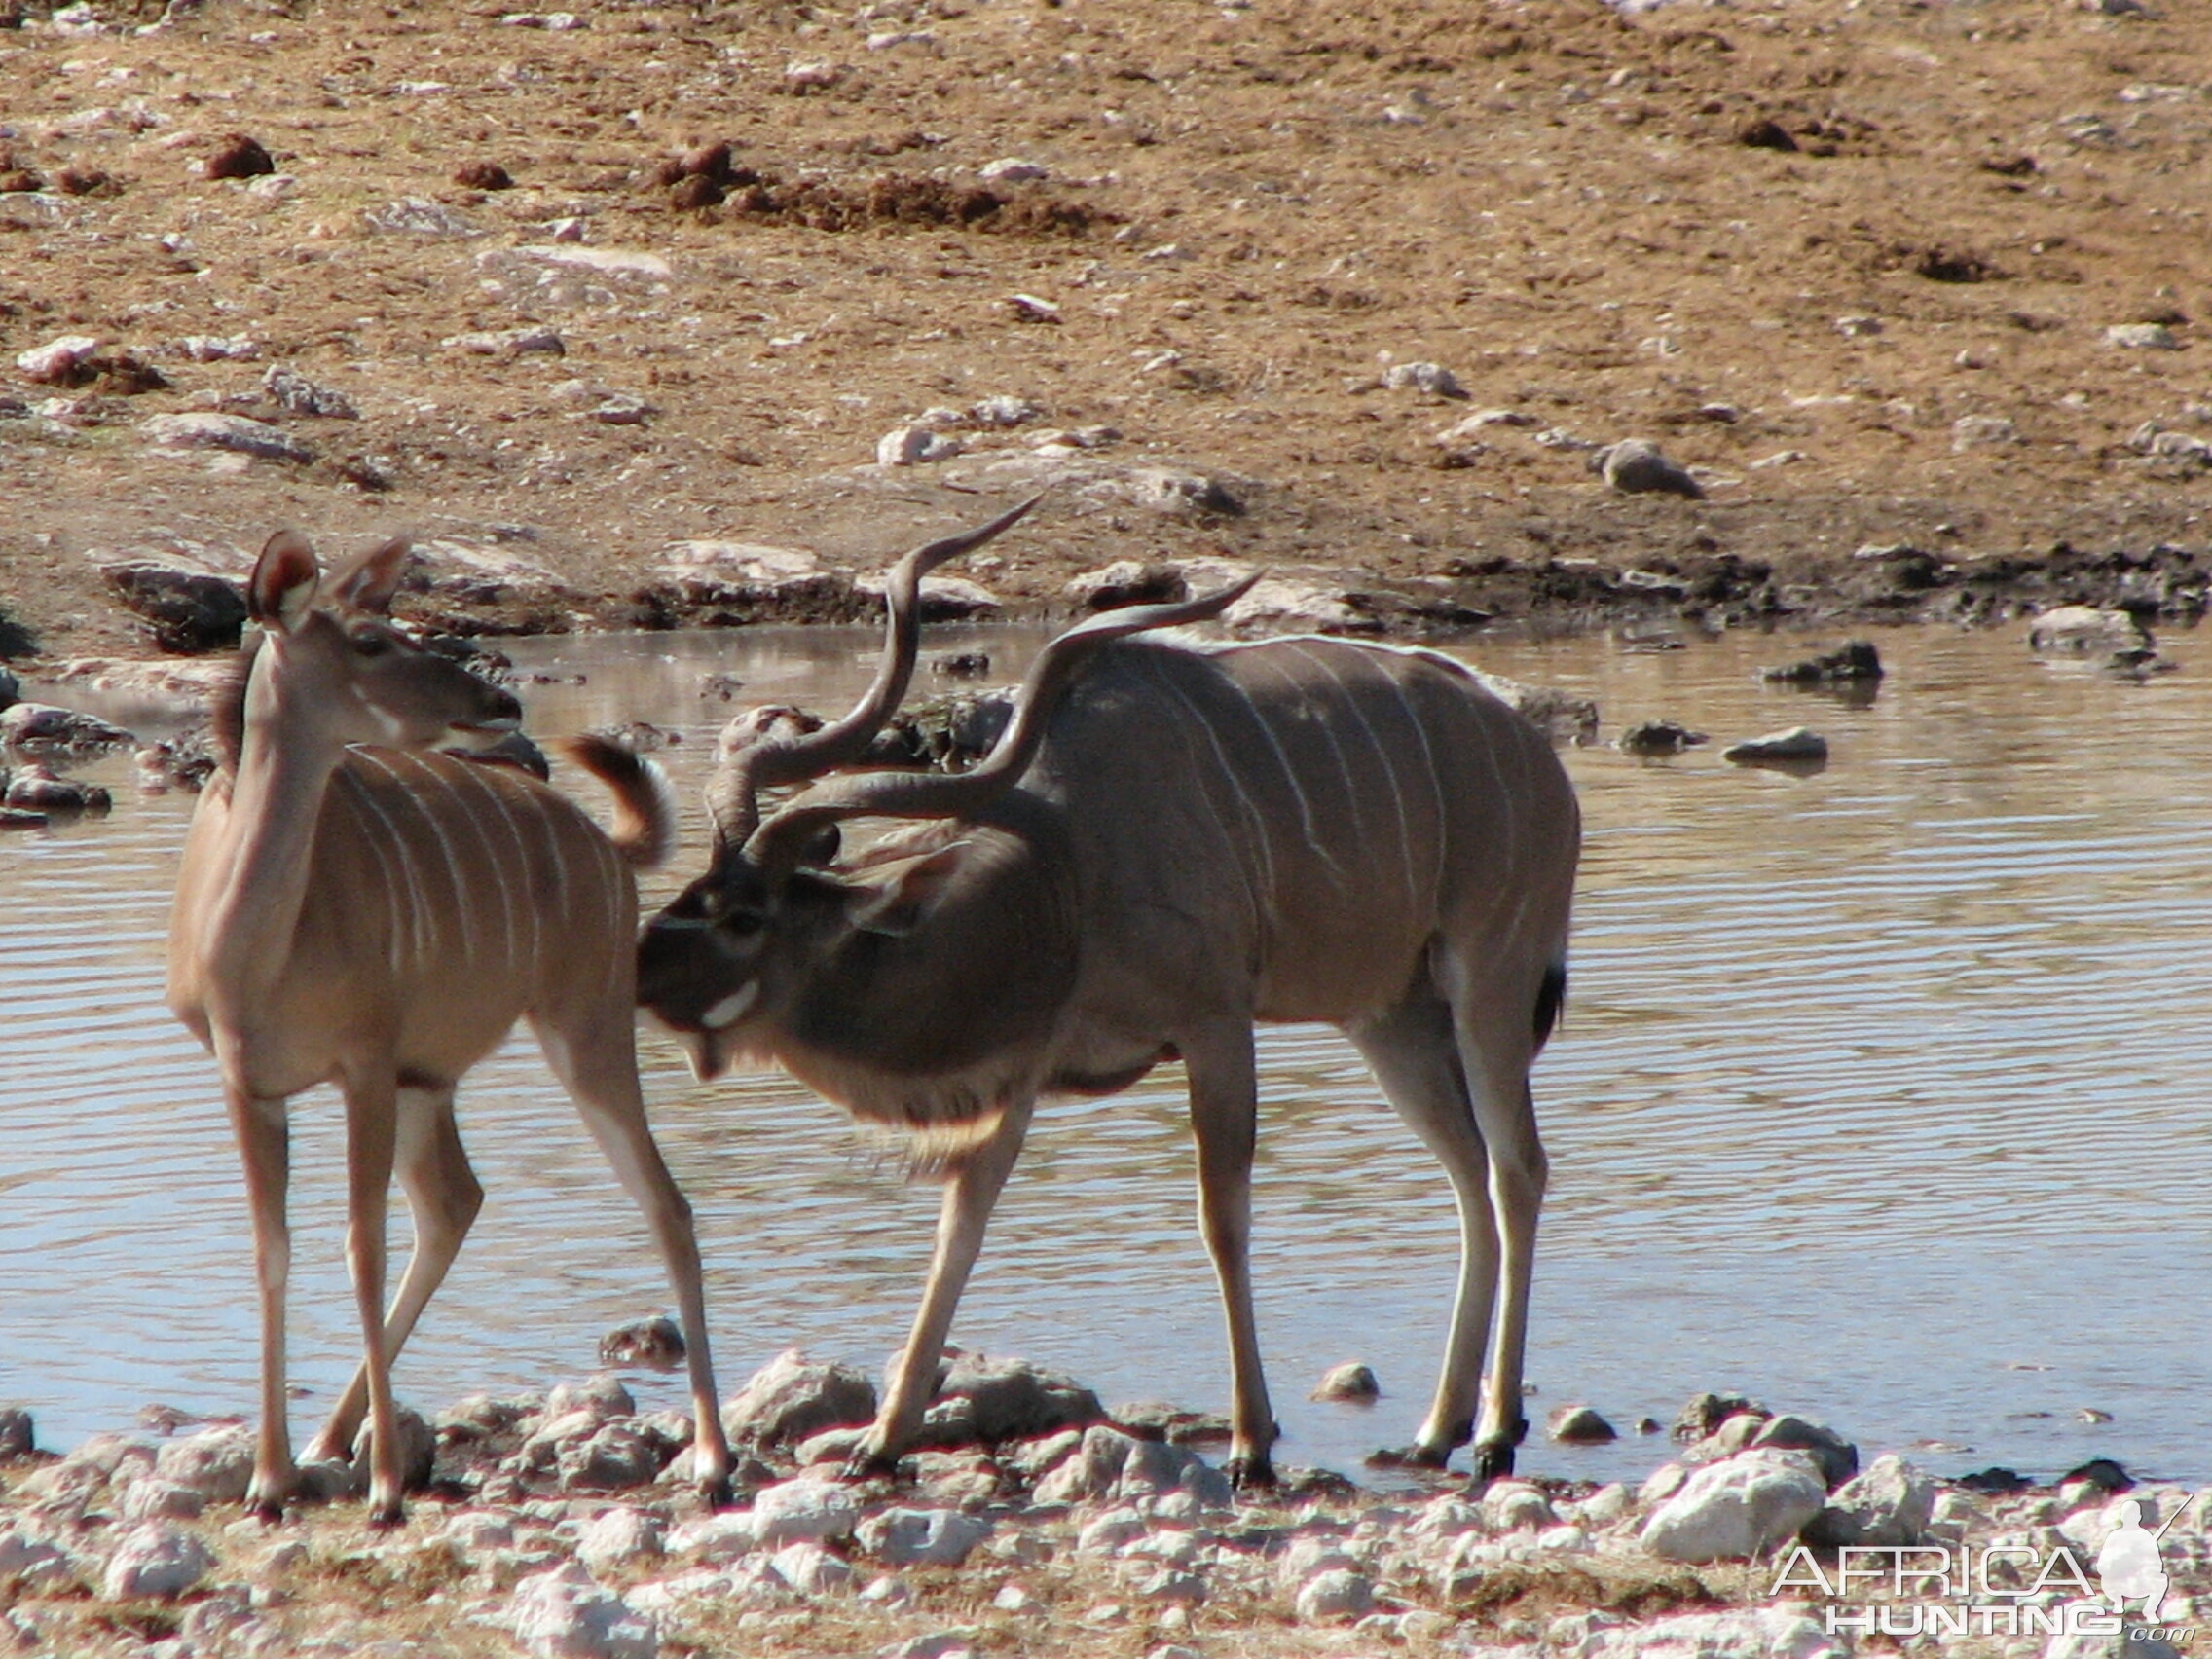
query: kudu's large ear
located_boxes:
[844,840,969,938]
[324,535,415,615]
[248,531,321,630]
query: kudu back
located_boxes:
[167,531,732,1524]
[642,500,1579,1484]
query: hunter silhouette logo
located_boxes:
[2095,1495,2194,1623]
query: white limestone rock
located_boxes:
[578,1507,666,1574]
[142,412,313,461]
[99,1522,216,1601]
[1639,1450,1828,1564]
[1295,1567,1376,1622]
[748,1477,860,1546]
[1808,1453,1936,1546]
[858,1508,994,1567]
[509,1563,658,1659]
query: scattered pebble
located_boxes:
[2027,604,2150,655]
[1720,726,1829,766]
[453,160,515,191]
[1309,1363,1381,1403]
[178,335,260,362]
[2106,322,2181,350]
[971,393,1041,426]
[1951,414,2017,451]
[142,411,313,462]
[16,334,101,384]
[877,424,963,465]
[1382,359,1465,397]
[361,196,482,236]
[200,133,274,180]
[1759,640,1883,683]
[1591,438,1705,498]
[261,363,359,419]
[1548,1403,1620,1444]
[599,1315,685,1370]
[1617,719,1708,756]
[1738,116,1798,152]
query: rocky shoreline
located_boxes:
[19,509,2212,665]
[2,1353,2202,1659]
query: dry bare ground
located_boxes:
[1,0,2210,664]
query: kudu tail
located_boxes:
[1531,960,1568,1054]
[560,733,680,869]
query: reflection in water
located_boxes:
[2,624,2209,1486]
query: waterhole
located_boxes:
[3,621,2206,1487]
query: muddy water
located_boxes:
[4,622,2209,1489]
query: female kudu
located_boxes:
[167,532,732,1524]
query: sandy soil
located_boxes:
[2,0,2210,664]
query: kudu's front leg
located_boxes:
[226,1081,297,1521]
[1182,1022,1278,1488]
[851,1096,1035,1479]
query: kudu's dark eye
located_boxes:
[719,909,767,939]
[351,630,392,657]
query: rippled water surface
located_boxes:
[5,621,2209,1487]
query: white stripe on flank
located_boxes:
[1226,648,1348,888]
[357,750,475,964]
[1137,652,1278,905]
[334,770,408,979]
[1385,671,1455,903]
[1293,647,1420,914]
[1465,700,1515,882]
[533,793,575,946]
[424,758,521,972]
[342,755,434,969]
[460,762,543,968]
[1277,642,1371,855]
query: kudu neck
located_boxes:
[202,641,355,993]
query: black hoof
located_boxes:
[1225,1455,1278,1491]
[250,1497,286,1526]
[366,1502,404,1530]
[1471,1440,1518,1484]
[701,1472,735,1509]
[841,1448,903,1484]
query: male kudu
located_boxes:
[167,532,732,1524]
[640,502,1580,1486]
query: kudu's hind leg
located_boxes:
[854,1096,1036,1478]
[533,1009,735,1504]
[226,1082,297,1520]
[1182,1022,1279,1487]
[338,1068,408,1526]
[1348,991,1500,1471]
[307,1086,482,1469]
[1440,956,1551,1484]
